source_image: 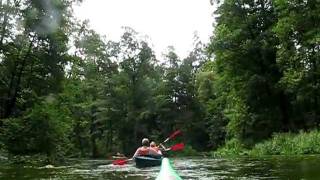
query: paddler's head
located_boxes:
[150,141,156,147]
[142,138,149,146]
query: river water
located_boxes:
[1,155,320,179]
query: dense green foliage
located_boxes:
[251,130,320,155]
[214,130,320,157]
[0,0,319,163]
[205,0,320,148]
[0,0,209,162]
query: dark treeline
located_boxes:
[0,0,319,162]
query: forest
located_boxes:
[0,0,319,163]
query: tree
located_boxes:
[0,0,73,119]
[0,0,82,160]
[196,61,227,149]
[208,0,286,144]
[274,0,320,129]
[115,27,158,154]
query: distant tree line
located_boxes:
[0,0,319,161]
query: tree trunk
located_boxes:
[90,106,98,158]
[4,38,33,118]
[75,122,84,157]
[279,90,290,131]
[0,0,9,48]
[311,47,319,124]
[91,136,98,158]
[2,61,16,119]
[106,118,113,152]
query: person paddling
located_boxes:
[112,152,127,159]
[150,141,162,155]
[132,138,160,159]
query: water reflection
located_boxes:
[1,156,320,179]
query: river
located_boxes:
[1,155,320,179]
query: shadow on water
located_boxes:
[1,155,320,179]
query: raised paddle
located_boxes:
[169,143,184,151]
[162,130,182,143]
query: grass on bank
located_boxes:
[213,130,320,157]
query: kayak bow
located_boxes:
[156,158,182,180]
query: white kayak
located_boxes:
[156,158,182,180]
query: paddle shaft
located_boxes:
[112,158,133,165]
[162,130,181,143]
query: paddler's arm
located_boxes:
[131,148,140,159]
[149,147,161,155]
[159,143,170,151]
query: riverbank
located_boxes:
[3,130,320,165]
[213,130,320,157]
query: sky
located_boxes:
[73,0,216,59]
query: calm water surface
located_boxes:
[1,156,320,179]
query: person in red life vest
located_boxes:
[150,141,162,155]
[132,138,160,159]
[112,152,127,159]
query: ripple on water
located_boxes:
[2,156,320,179]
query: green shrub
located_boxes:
[212,138,249,157]
[2,96,73,163]
[250,130,320,156]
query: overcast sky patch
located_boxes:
[74,0,216,59]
